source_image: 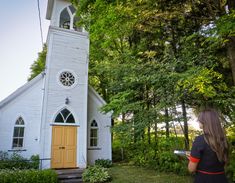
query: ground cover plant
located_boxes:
[0,169,58,183]
[108,164,193,183]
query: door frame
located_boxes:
[51,125,78,169]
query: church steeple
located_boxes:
[46,0,81,31]
[41,0,89,169]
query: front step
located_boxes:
[55,168,84,183]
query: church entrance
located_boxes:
[51,126,77,168]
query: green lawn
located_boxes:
[108,164,193,183]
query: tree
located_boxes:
[28,44,47,81]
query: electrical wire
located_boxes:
[37,0,44,47]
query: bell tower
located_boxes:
[40,0,89,169]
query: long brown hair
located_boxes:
[198,109,228,163]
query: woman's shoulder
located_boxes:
[194,135,206,144]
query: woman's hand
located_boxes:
[186,151,190,160]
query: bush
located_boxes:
[95,159,112,168]
[226,150,235,182]
[0,169,58,183]
[154,151,188,175]
[82,165,111,183]
[0,151,40,170]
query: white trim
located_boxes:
[46,0,54,20]
[50,123,80,127]
[48,26,89,38]
[57,69,78,89]
[88,86,107,105]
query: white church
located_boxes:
[0,0,112,169]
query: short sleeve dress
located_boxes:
[189,135,228,183]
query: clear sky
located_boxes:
[0,0,50,101]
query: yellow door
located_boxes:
[51,126,77,168]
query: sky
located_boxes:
[0,1,50,101]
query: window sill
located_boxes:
[88,147,102,150]
[8,149,27,152]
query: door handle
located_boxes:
[59,147,65,149]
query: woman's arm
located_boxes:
[188,161,198,173]
[186,151,199,173]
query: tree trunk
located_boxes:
[181,100,189,150]
[227,0,235,85]
[165,108,170,138]
[227,37,235,85]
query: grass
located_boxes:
[108,164,193,183]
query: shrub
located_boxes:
[154,151,188,175]
[0,151,40,170]
[82,165,111,183]
[95,159,112,168]
[0,169,58,183]
[226,150,235,182]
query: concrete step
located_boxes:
[55,168,84,183]
[60,178,83,183]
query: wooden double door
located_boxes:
[51,126,77,168]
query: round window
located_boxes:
[59,71,75,87]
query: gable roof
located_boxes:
[88,85,106,105]
[0,73,44,109]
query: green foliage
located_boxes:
[154,151,188,175]
[28,44,47,81]
[0,151,39,170]
[0,169,58,183]
[216,10,235,37]
[226,149,235,182]
[95,159,112,168]
[82,165,111,183]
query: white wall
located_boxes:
[87,87,112,165]
[0,78,44,159]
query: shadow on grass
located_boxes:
[108,163,193,183]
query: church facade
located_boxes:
[0,0,112,169]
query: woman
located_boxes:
[188,109,229,183]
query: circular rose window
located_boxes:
[59,71,75,87]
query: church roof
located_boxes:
[88,85,106,105]
[0,73,44,109]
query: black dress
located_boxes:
[190,135,228,183]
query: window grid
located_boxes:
[54,109,75,123]
[90,120,98,147]
[12,117,25,149]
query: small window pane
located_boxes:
[60,8,70,29]
[55,113,64,123]
[13,127,19,137]
[18,138,23,147]
[90,139,97,147]
[19,128,24,137]
[91,129,97,138]
[61,109,70,119]
[16,117,24,125]
[66,114,75,123]
[91,120,98,127]
[69,5,76,14]
[12,139,18,148]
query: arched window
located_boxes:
[90,120,98,147]
[54,108,75,123]
[59,5,81,31]
[12,117,25,149]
